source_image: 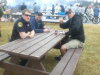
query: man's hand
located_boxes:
[27,32,31,35]
[43,28,50,32]
[59,31,65,34]
[19,32,31,39]
[28,30,35,38]
[19,31,35,39]
[59,18,63,24]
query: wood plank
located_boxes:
[50,49,75,75]
[0,52,9,61]
[13,31,54,53]
[20,32,56,56]
[0,32,52,53]
[0,53,10,61]
[26,60,46,71]
[0,32,55,59]
[0,39,24,49]
[62,48,83,75]
[0,33,46,51]
[0,52,6,56]
[3,56,20,75]
[31,34,65,59]
[0,61,49,75]
[4,33,46,51]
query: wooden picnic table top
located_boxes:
[0,31,65,60]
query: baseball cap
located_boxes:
[65,9,74,14]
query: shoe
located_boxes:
[19,59,28,66]
[54,55,62,61]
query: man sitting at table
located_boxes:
[10,9,35,66]
[55,9,85,61]
[30,12,50,33]
[10,9,35,41]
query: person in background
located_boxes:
[55,9,85,61]
[20,3,27,11]
[55,4,61,15]
[60,5,65,12]
[33,2,40,14]
[85,5,93,17]
[30,12,50,33]
[52,4,55,15]
[93,6,100,17]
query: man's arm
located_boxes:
[19,32,31,39]
[41,21,50,32]
[34,29,44,33]
[59,19,70,29]
[19,30,35,39]
[28,30,35,38]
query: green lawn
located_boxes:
[0,22,100,75]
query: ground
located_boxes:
[0,22,100,75]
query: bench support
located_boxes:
[26,59,46,71]
[50,48,83,75]
[0,56,48,75]
[0,61,49,75]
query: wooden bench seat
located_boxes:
[0,52,10,61]
[50,48,83,75]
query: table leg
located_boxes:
[3,56,20,75]
[2,56,48,75]
[26,59,46,71]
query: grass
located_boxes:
[0,22,100,75]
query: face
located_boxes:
[22,11,31,22]
[67,13,73,19]
[35,15,42,21]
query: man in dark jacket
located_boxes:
[55,10,85,61]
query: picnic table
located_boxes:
[43,14,66,19]
[42,19,67,25]
[42,19,66,23]
[0,31,65,75]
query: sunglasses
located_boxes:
[24,14,31,17]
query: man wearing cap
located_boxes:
[30,12,50,33]
[55,10,85,61]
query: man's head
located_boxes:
[66,10,75,19]
[35,12,43,21]
[22,9,31,22]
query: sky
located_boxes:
[6,0,100,7]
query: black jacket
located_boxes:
[60,15,85,43]
[10,17,32,41]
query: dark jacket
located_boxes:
[10,17,32,41]
[30,17,44,33]
[93,7,99,17]
[60,15,85,43]
[20,4,27,11]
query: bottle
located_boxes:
[54,30,58,35]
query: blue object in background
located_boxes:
[57,12,65,15]
[46,16,51,19]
